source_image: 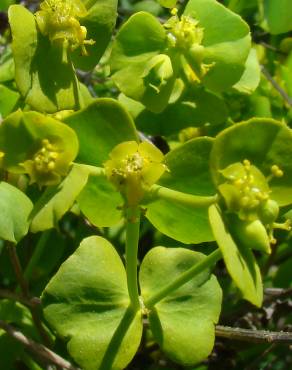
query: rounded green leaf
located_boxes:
[264,0,292,35]
[42,236,143,370]
[111,12,166,72]
[184,0,251,91]
[146,137,215,244]
[139,246,222,366]
[136,88,228,136]
[209,204,263,307]
[210,118,292,206]
[8,5,80,113]
[77,174,123,227]
[30,164,93,232]
[64,98,138,167]
[110,12,171,113]
[0,182,33,243]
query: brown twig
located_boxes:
[0,288,40,307]
[261,65,292,107]
[6,242,52,347]
[0,320,78,370]
[264,287,292,299]
[259,42,287,55]
[216,325,292,344]
[7,242,29,296]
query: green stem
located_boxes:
[144,249,222,308]
[125,206,141,310]
[66,47,82,110]
[146,184,218,208]
[24,231,51,281]
[86,165,105,177]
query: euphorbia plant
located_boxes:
[0,0,292,369]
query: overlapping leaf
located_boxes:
[140,246,222,365]
[146,137,215,243]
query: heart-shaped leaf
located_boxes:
[146,137,215,244]
[64,98,138,167]
[209,204,263,307]
[42,236,143,370]
[140,246,222,366]
[0,182,33,243]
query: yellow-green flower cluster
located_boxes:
[21,139,62,185]
[219,159,291,253]
[35,0,95,55]
[163,8,213,82]
[164,8,204,50]
[104,141,167,206]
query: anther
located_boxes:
[48,161,56,170]
[271,165,284,178]
[171,7,178,16]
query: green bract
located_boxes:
[110,0,251,112]
[208,118,292,305]
[104,141,166,206]
[218,160,271,221]
[211,118,292,206]
[0,110,79,186]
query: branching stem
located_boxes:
[6,242,52,347]
[146,184,218,208]
[0,320,78,370]
[216,325,292,344]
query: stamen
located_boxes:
[32,139,59,174]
